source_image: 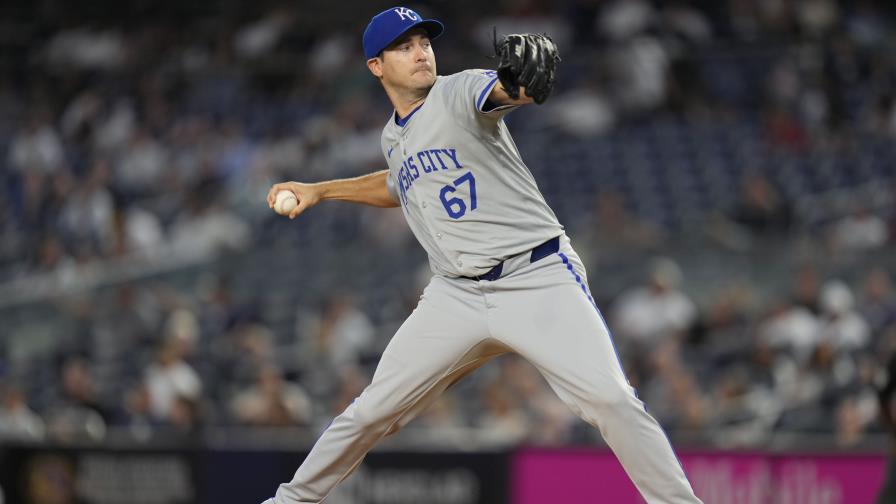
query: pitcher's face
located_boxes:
[369,30,436,92]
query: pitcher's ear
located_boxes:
[367,56,384,78]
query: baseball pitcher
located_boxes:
[262,7,702,503]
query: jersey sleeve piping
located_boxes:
[476,76,500,110]
[474,75,519,115]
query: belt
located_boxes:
[464,236,560,281]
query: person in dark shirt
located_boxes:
[729,173,793,236]
[877,354,896,503]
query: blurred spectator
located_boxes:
[231,365,312,427]
[728,173,794,236]
[113,128,169,196]
[44,357,109,442]
[31,235,76,275]
[846,1,889,48]
[163,308,201,359]
[796,0,839,38]
[45,27,125,70]
[640,342,709,432]
[13,170,50,234]
[544,82,616,137]
[608,35,670,113]
[169,395,202,438]
[8,112,66,175]
[169,192,251,257]
[598,0,655,41]
[798,342,858,406]
[113,203,165,256]
[829,205,889,252]
[58,163,115,252]
[475,379,530,446]
[216,121,255,182]
[709,366,755,427]
[758,299,821,363]
[576,189,662,266]
[251,129,306,178]
[500,356,577,445]
[818,280,871,352]
[360,205,414,252]
[145,340,202,424]
[118,382,158,440]
[663,1,713,43]
[612,257,697,348]
[93,98,137,155]
[196,273,240,338]
[764,102,809,151]
[60,90,103,142]
[870,94,896,138]
[748,340,798,418]
[229,129,300,218]
[712,342,791,446]
[90,283,163,362]
[833,355,883,447]
[408,394,467,445]
[835,393,877,447]
[877,350,896,501]
[790,264,822,314]
[301,294,375,371]
[691,283,755,362]
[0,384,45,440]
[217,322,277,391]
[309,34,353,79]
[234,7,296,60]
[861,267,896,337]
[318,102,384,173]
[665,51,712,115]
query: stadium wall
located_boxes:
[0,444,886,504]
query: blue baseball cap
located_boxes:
[363,6,444,59]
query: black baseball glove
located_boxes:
[494,32,561,105]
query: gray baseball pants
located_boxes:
[266,236,702,503]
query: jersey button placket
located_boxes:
[416,191,454,267]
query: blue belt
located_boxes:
[465,236,560,281]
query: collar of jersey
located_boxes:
[394,102,424,128]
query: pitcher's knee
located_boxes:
[591,381,641,411]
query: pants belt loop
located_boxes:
[529,236,560,263]
[466,235,560,282]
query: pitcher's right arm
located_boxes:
[267,169,399,219]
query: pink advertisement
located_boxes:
[512,449,887,504]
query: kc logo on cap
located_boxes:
[393,7,419,21]
[363,6,445,59]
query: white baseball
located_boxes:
[274,190,298,215]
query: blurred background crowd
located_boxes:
[1,0,896,452]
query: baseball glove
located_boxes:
[494,32,561,105]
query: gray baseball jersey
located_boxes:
[382,69,564,278]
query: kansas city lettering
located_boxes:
[397,148,464,206]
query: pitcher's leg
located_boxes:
[270,278,503,503]
[493,254,702,504]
